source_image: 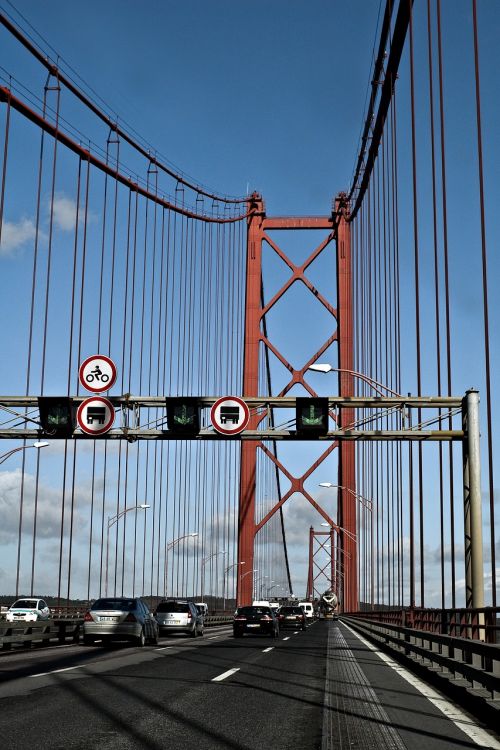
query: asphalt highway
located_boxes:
[0,621,498,749]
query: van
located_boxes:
[299,601,314,619]
[252,600,270,608]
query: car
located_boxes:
[277,605,306,631]
[6,598,50,622]
[233,605,279,638]
[83,597,158,646]
[154,600,203,637]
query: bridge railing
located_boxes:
[350,607,500,644]
[343,615,500,723]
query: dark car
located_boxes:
[278,605,306,631]
[154,600,204,637]
[233,605,279,638]
[83,597,159,646]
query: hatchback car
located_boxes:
[278,605,306,631]
[154,600,203,637]
[6,598,51,623]
[83,597,158,646]
[233,606,279,638]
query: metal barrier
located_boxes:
[0,614,232,651]
[351,606,500,643]
[343,615,500,716]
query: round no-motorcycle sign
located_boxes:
[79,355,117,393]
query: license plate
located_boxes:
[99,616,118,622]
[169,620,181,624]
[247,623,260,628]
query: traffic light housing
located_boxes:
[38,397,76,436]
[165,397,200,434]
[295,397,329,436]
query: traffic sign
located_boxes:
[79,355,117,393]
[77,397,115,436]
[210,396,250,435]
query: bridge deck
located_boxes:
[0,621,497,749]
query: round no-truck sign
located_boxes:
[79,355,117,393]
[77,397,115,436]
[211,396,250,435]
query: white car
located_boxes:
[6,598,51,623]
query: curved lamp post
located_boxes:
[223,561,245,610]
[201,550,226,603]
[164,532,199,598]
[106,504,150,596]
[0,441,49,465]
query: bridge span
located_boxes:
[1,0,500,747]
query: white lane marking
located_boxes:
[212,667,240,682]
[208,636,220,639]
[31,666,81,678]
[262,647,274,653]
[344,623,500,749]
[282,636,290,641]
[293,631,299,634]
[155,646,173,651]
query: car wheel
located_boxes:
[190,626,197,638]
[233,631,242,638]
[83,635,94,646]
[136,628,145,647]
[199,627,204,637]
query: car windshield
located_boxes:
[91,598,136,611]
[236,606,272,616]
[11,600,38,609]
[156,602,190,613]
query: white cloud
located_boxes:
[0,217,38,256]
[0,468,89,543]
[51,194,96,231]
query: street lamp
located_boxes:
[223,561,245,611]
[105,504,150,596]
[267,583,280,596]
[201,550,226,603]
[308,363,403,397]
[320,522,357,543]
[0,441,50,465]
[164,532,199,598]
[319,482,373,511]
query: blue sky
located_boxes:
[1,0,499,605]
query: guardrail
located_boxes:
[349,606,500,643]
[0,619,81,651]
[0,614,232,652]
[343,615,500,723]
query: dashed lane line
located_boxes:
[262,647,274,653]
[212,667,240,682]
[31,666,81,678]
[282,636,290,641]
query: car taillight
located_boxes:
[234,616,247,621]
[187,612,192,619]
[124,613,137,622]
[260,615,272,621]
[84,612,93,622]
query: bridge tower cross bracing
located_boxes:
[237,192,357,609]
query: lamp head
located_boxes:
[308,363,333,373]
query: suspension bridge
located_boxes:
[0,2,499,748]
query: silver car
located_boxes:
[154,600,204,637]
[83,597,159,647]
